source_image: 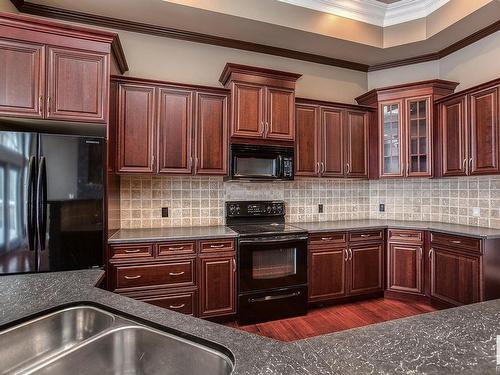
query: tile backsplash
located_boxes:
[119,175,500,229]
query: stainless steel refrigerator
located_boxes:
[0,130,104,274]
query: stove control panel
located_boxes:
[226,201,285,217]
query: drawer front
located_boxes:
[109,243,154,260]
[157,241,196,257]
[115,260,195,289]
[200,239,235,254]
[349,230,384,243]
[139,291,196,315]
[388,229,423,243]
[430,232,481,253]
[309,232,347,247]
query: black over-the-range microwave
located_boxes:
[226,144,294,181]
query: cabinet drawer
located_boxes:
[115,260,195,290]
[309,233,346,247]
[109,243,154,260]
[200,239,235,253]
[349,230,384,243]
[388,229,423,243]
[157,241,196,257]
[430,232,481,253]
[138,291,196,316]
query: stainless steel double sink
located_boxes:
[0,306,234,374]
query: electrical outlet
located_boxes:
[161,207,169,217]
[472,207,480,217]
[379,203,385,212]
[318,204,324,213]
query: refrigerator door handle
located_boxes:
[36,156,47,251]
[27,156,37,251]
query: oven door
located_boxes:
[238,235,308,293]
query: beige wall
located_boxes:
[0,0,18,12]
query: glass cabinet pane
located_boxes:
[407,98,429,174]
[382,103,400,174]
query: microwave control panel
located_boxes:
[282,157,293,179]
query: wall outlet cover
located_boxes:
[318,204,324,213]
[472,207,480,217]
[379,203,385,212]
[161,207,169,217]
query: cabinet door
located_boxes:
[387,243,423,294]
[309,248,347,302]
[321,107,344,177]
[116,84,155,173]
[266,87,295,141]
[46,47,108,122]
[199,255,236,318]
[406,96,432,177]
[345,110,368,178]
[157,88,193,174]
[440,97,468,176]
[295,104,320,177]
[349,243,384,295]
[469,87,499,175]
[430,247,481,306]
[0,39,44,118]
[231,82,264,139]
[194,91,228,175]
[380,101,404,177]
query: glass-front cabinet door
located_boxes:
[406,96,431,177]
[380,101,403,177]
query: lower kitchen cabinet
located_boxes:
[309,247,347,301]
[124,289,197,316]
[429,246,481,306]
[198,254,236,318]
[387,243,423,295]
[349,243,384,295]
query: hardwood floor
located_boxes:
[225,298,437,342]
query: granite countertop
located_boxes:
[108,225,238,244]
[295,219,500,239]
[1,270,499,374]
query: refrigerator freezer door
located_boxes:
[38,134,104,272]
[0,131,38,274]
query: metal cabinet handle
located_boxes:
[316,162,320,175]
[321,237,332,241]
[451,240,462,244]
[266,122,270,136]
[124,249,141,253]
[398,234,413,238]
[169,271,185,276]
[429,248,433,259]
[406,163,409,176]
[168,246,184,251]
[169,304,185,309]
[124,275,142,280]
[344,249,348,261]
[346,163,350,174]
[360,234,371,238]
[349,248,353,261]
[463,158,467,170]
[47,97,51,115]
[39,95,43,112]
[151,155,155,168]
[232,258,236,272]
[210,244,225,248]
[419,247,422,259]
[194,157,199,171]
[469,158,473,169]
[320,162,325,174]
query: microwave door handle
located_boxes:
[277,156,283,178]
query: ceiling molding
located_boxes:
[277,0,450,27]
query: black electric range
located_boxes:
[226,201,308,325]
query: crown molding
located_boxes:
[277,0,450,27]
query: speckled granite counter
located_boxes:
[1,270,499,374]
[295,219,500,239]
[108,225,238,244]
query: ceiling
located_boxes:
[14,0,500,70]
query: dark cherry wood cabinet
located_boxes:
[437,79,500,177]
[198,254,236,318]
[219,63,301,143]
[0,13,125,124]
[309,247,347,302]
[387,243,423,294]
[112,76,229,176]
[295,98,371,179]
[116,83,156,173]
[356,80,459,178]
[349,243,384,295]
[0,39,44,118]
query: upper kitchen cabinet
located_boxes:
[219,63,301,144]
[295,98,372,179]
[437,78,500,177]
[0,12,127,123]
[356,80,458,178]
[112,76,229,176]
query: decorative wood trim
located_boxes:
[435,77,500,104]
[111,75,229,94]
[219,63,302,86]
[9,1,500,74]
[296,97,375,112]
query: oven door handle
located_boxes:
[248,291,301,303]
[239,236,308,244]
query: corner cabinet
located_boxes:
[220,63,301,144]
[438,81,500,177]
[356,80,458,178]
[295,99,371,178]
[112,77,229,176]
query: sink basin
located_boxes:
[0,305,234,375]
[0,306,114,374]
[33,326,234,375]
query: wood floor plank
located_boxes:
[225,298,438,342]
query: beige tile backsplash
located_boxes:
[119,175,500,229]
